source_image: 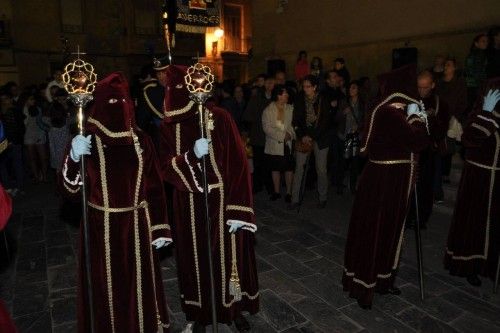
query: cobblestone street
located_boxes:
[1,160,500,332]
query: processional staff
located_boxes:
[184,63,219,333]
[62,47,97,333]
[409,101,428,301]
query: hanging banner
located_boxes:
[176,0,221,33]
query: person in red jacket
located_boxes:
[294,50,310,81]
[0,183,16,333]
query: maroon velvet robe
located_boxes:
[159,103,259,325]
[444,110,500,278]
[342,96,430,306]
[409,94,450,225]
[60,73,171,333]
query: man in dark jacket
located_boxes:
[322,70,346,192]
[243,75,275,193]
[290,75,334,208]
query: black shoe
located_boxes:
[285,194,292,203]
[234,314,250,332]
[270,193,281,201]
[357,299,372,310]
[192,321,206,333]
[318,201,327,209]
[467,275,482,287]
[288,202,300,210]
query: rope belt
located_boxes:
[369,159,416,165]
[466,159,500,171]
[88,200,148,213]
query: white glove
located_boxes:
[483,89,500,112]
[193,138,210,159]
[228,222,244,233]
[152,238,170,249]
[70,135,92,162]
[407,103,421,117]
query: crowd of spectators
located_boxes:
[0,69,77,196]
[206,27,499,210]
[0,26,498,211]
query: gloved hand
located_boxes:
[193,138,210,159]
[483,89,500,112]
[228,222,244,233]
[152,238,171,249]
[70,135,92,162]
[407,103,421,117]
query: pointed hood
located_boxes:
[87,72,136,132]
[376,64,418,101]
[162,65,196,123]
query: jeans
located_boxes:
[291,143,329,203]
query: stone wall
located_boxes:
[250,0,500,80]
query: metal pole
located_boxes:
[413,186,425,301]
[162,1,173,64]
[297,154,310,213]
[77,104,95,333]
[494,254,500,294]
[198,105,218,333]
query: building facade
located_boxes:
[250,0,500,81]
[0,0,252,86]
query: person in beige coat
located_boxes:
[262,85,296,202]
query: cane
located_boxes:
[297,154,311,213]
[63,50,97,333]
[413,186,425,301]
[185,63,218,332]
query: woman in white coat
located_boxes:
[262,85,296,202]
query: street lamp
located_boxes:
[214,27,224,39]
[212,27,224,57]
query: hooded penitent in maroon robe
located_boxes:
[408,90,450,227]
[444,77,500,280]
[342,65,430,307]
[60,73,171,333]
[158,65,259,325]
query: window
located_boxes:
[223,4,242,52]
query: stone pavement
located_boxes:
[1,160,500,332]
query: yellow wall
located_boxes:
[250,0,500,80]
